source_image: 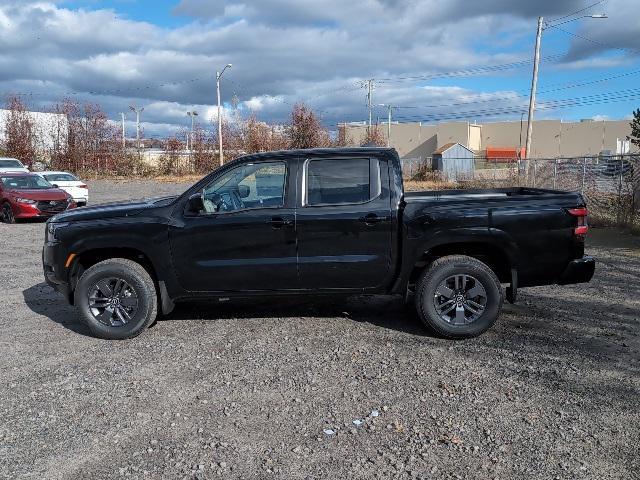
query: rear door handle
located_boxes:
[359,213,389,225]
[269,216,294,229]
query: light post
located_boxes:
[378,104,394,147]
[524,13,607,163]
[119,112,126,149]
[216,63,232,166]
[187,111,198,151]
[128,105,144,150]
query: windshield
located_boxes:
[43,173,78,182]
[1,175,53,190]
[0,159,24,168]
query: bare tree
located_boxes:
[287,102,331,149]
[50,99,134,175]
[361,124,386,147]
[3,96,37,167]
[159,136,184,175]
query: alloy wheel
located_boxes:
[433,274,487,325]
[88,277,139,327]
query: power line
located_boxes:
[548,24,640,56]
[547,0,608,24]
[372,55,565,84]
[391,90,640,123]
[371,69,640,111]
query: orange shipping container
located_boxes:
[485,147,525,162]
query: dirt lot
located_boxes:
[1,180,639,480]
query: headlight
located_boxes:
[46,222,69,242]
[16,197,36,204]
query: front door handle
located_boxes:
[359,213,389,225]
[269,216,294,229]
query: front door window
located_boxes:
[202,162,286,213]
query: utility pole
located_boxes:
[120,112,126,149]
[216,63,232,166]
[525,16,543,165]
[129,105,144,150]
[524,13,607,167]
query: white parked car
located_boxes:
[0,158,29,173]
[38,171,89,206]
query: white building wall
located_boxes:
[0,109,68,151]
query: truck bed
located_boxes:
[404,187,580,203]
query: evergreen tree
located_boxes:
[628,108,640,149]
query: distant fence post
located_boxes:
[581,157,586,194]
[619,157,624,191]
[553,159,558,189]
[619,157,625,224]
[533,159,537,187]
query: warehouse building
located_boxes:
[340,119,634,160]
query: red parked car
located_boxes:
[1,172,76,223]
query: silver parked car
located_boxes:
[0,158,29,173]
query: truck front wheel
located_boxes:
[415,255,503,338]
[74,258,158,340]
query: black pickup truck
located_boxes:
[43,147,594,340]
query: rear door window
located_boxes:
[306,158,380,206]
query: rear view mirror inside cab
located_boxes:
[238,184,250,198]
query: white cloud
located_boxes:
[0,0,637,136]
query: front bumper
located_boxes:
[43,243,72,303]
[15,202,75,219]
[557,256,595,285]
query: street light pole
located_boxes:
[524,13,607,167]
[367,79,373,136]
[129,105,144,150]
[216,63,232,166]
[187,111,198,151]
[120,112,126,149]
[378,103,393,147]
[524,16,543,163]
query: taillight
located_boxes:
[567,207,589,239]
[78,184,88,189]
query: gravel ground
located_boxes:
[1,180,639,480]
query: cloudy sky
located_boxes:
[0,0,638,137]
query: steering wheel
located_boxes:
[230,189,245,210]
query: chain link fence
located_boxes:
[405,154,640,232]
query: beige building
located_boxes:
[341,119,634,159]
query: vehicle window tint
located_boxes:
[44,173,78,182]
[307,158,375,205]
[202,162,286,214]
[0,175,52,189]
[0,159,23,168]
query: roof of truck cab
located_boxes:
[238,147,397,161]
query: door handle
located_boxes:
[358,213,389,225]
[269,216,294,229]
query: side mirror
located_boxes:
[238,184,250,199]
[186,193,204,213]
[52,184,59,188]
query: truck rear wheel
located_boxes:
[415,255,503,338]
[74,258,158,340]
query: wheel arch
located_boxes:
[408,240,515,288]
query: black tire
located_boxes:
[2,202,15,224]
[74,258,158,340]
[414,255,503,339]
